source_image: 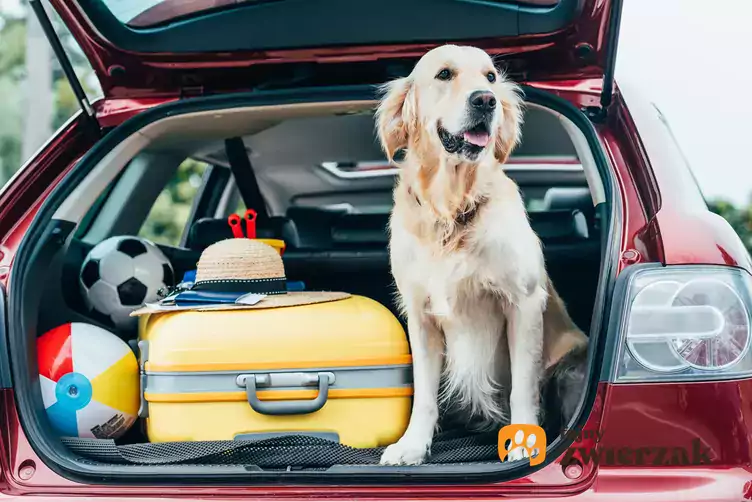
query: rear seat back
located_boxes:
[286,207,389,249]
[186,216,296,251]
[282,206,599,326]
[286,206,594,248]
[188,202,595,252]
[186,204,600,330]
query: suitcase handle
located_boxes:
[237,372,333,415]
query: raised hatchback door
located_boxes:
[0,284,11,392]
[44,0,623,109]
[0,284,9,490]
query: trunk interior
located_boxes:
[9,87,612,482]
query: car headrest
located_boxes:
[530,209,589,242]
[331,213,390,245]
[543,187,593,212]
[285,207,390,249]
[186,216,297,251]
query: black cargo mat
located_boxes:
[61,430,502,467]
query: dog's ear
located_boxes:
[375,76,417,162]
[494,82,524,165]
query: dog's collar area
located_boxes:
[407,187,422,207]
[407,187,487,227]
[455,195,488,227]
[438,196,489,248]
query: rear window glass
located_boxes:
[102,0,255,27]
[102,0,560,27]
[139,159,209,246]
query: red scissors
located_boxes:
[227,209,257,239]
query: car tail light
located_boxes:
[613,266,752,382]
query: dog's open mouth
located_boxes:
[438,121,491,156]
[462,122,492,147]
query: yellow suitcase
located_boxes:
[136,295,412,448]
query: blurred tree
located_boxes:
[22,1,53,162]
[0,16,25,74]
[0,15,25,182]
[0,2,100,186]
[708,197,752,250]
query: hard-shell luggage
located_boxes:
[137,295,413,448]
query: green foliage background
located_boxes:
[138,159,208,246]
[0,15,27,183]
[0,6,208,246]
[707,198,752,250]
[0,8,97,183]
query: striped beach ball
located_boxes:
[38,322,139,439]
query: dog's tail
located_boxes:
[541,343,589,438]
[551,343,589,423]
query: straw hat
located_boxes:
[194,238,289,291]
[131,239,349,315]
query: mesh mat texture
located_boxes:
[61,430,501,467]
[59,345,580,468]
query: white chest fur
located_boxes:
[388,180,548,426]
[390,192,545,319]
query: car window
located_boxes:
[139,159,209,246]
[102,0,559,27]
[74,172,121,239]
[101,0,256,26]
[232,194,246,216]
[652,102,708,208]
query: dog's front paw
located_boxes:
[505,446,529,463]
[380,437,431,466]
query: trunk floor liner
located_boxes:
[62,430,504,467]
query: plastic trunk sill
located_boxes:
[7,84,620,485]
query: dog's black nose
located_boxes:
[469,90,496,111]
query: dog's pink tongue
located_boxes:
[463,131,490,147]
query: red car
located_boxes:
[2,0,752,500]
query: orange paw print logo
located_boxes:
[498,424,547,466]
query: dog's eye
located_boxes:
[435,68,453,81]
[487,72,497,83]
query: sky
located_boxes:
[617,0,752,205]
[2,0,751,204]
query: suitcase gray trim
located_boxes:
[144,364,413,395]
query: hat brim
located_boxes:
[130,291,351,316]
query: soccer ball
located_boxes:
[80,236,174,331]
[38,322,139,439]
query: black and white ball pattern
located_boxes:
[80,236,174,331]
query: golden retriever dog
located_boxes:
[376,45,588,465]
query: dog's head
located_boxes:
[376,45,523,166]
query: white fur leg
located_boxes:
[380,314,443,466]
[440,302,508,425]
[504,288,546,463]
[507,447,530,462]
[506,287,546,428]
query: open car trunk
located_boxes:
[7,83,617,484]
